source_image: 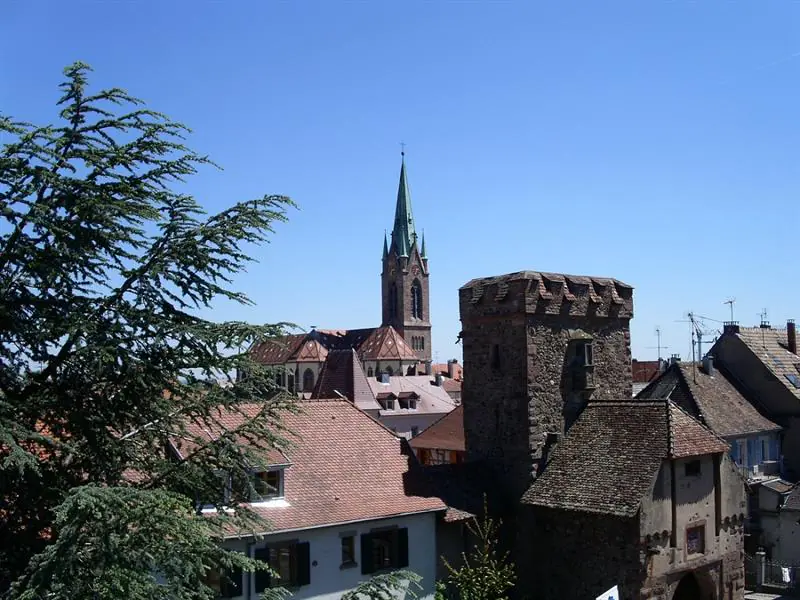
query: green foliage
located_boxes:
[341,569,422,600]
[438,499,516,600]
[0,62,295,598]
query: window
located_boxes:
[430,449,449,465]
[491,344,501,370]
[398,396,418,410]
[411,279,423,319]
[287,371,295,393]
[786,374,800,389]
[575,341,594,367]
[361,528,409,574]
[302,368,314,392]
[685,460,701,477]
[203,565,243,598]
[761,438,768,462]
[367,367,374,377]
[385,366,394,376]
[388,283,398,320]
[252,470,283,502]
[410,426,419,438]
[255,542,310,590]
[686,525,705,555]
[340,535,356,568]
[275,372,283,387]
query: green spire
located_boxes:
[382,230,389,259]
[391,153,415,258]
[420,230,427,259]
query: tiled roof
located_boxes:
[736,327,800,400]
[356,326,418,361]
[251,326,418,366]
[187,400,445,535]
[631,360,661,384]
[409,406,464,452]
[366,376,456,416]
[637,363,781,438]
[442,379,462,394]
[432,362,463,381]
[522,400,728,516]
[311,349,381,411]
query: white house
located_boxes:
[175,399,446,600]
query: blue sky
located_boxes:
[3,1,800,363]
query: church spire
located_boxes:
[391,152,416,258]
[382,230,389,259]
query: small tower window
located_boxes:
[302,368,314,392]
[411,280,423,320]
[388,283,398,320]
[367,367,374,377]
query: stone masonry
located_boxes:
[458,270,633,503]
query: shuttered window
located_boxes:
[360,527,410,575]
[254,541,311,591]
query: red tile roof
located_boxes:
[442,379,462,394]
[186,400,445,535]
[356,326,418,361]
[409,406,464,452]
[432,362,463,381]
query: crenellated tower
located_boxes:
[381,153,432,362]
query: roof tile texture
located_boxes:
[409,405,465,452]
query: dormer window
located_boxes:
[398,394,418,410]
[252,469,284,502]
[377,394,395,410]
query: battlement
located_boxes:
[459,270,634,321]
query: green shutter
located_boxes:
[397,528,409,568]
[296,542,311,586]
[361,533,374,575]
[254,548,271,593]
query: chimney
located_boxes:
[760,319,771,329]
[658,357,666,372]
[435,373,444,387]
[702,354,715,376]
[669,354,681,366]
[447,359,457,379]
[424,361,432,376]
[380,372,390,384]
[788,319,797,355]
[723,321,740,335]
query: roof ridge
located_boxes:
[667,399,731,454]
[326,394,405,440]
[674,363,712,426]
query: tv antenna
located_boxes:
[724,298,736,322]
[645,327,669,360]
[678,312,720,382]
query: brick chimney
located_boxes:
[723,321,740,335]
[788,319,797,355]
[447,358,458,379]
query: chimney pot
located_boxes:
[435,373,444,387]
[788,319,797,355]
[723,321,740,335]
[703,354,715,376]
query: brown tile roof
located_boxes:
[409,405,464,452]
[366,376,456,416]
[637,363,781,438]
[631,360,661,384]
[522,400,728,516]
[251,326,418,366]
[736,326,800,400]
[188,400,445,535]
[311,349,381,411]
[442,379,462,394]
[356,326,418,361]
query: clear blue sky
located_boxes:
[3,1,800,364]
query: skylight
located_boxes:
[785,374,800,389]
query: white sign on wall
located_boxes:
[596,585,619,600]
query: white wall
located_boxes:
[379,413,445,440]
[223,512,439,600]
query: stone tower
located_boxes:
[381,154,432,362]
[458,270,634,504]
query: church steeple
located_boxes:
[390,153,416,258]
[381,151,432,362]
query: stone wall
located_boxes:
[518,506,643,600]
[459,271,633,503]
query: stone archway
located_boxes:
[673,573,702,600]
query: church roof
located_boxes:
[311,349,381,411]
[357,326,418,361]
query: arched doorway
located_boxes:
[672,573,702,600]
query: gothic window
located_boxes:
[287,371,295,393]
[411,280,423,320]
[385,366,394,376]
[367,367,374,377]
[388,283,398,319]
[302,368,314,392]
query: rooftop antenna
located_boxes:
[645,327,669,361]
[724,298,736,322]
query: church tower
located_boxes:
[381,153,432,362]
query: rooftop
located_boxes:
[522,400,729,517]
[181,400,445,535]
[636,362,781,438]
[367,375,456,416]
[409,405,464,452]
[735,326,800,400]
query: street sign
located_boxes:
[596,585,619,600]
